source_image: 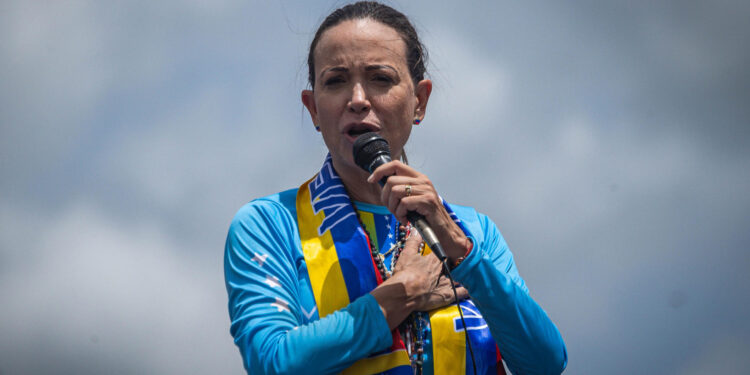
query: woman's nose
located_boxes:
[348,83,370,113]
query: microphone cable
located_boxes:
[440,259,477,375]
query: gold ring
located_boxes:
[405,184,412,197]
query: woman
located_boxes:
[225,2,566,374]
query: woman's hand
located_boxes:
[370,232,468,329]
[419,272,470,312]
[367,160,472,262]
[392,232,469,312]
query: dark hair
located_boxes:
[307,1,427,88]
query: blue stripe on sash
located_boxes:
[384,365,414,374]
[330,216,380,299]
[458,300,500,375]
[308,155,379,299]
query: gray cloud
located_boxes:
[1,0,748,373]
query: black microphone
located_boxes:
[352,132,448,262]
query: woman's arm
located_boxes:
[367,162,567,374]
[451,212,568,375]
[225,198,393,374]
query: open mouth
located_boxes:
[345,123,379,139]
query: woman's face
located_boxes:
[302,18,431,173]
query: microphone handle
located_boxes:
[407,212,448,261]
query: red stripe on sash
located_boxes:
[364,230,384,285]
[496,345,506,375]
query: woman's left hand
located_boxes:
[390,231,469,312]
[368,160,472,262]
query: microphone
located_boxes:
[352,132,448,262]
[353,132,479,374]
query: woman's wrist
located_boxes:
[450,237,473,268]
[431,207,471,261]
[440,224,472,263]
[370,274,416,330]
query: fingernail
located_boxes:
[367,175,373,183]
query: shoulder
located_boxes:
[226,188,301,256]
[225,188,303,272]
[443,202,500,240]
[230,188,299,230]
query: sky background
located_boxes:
[1,0,749,374]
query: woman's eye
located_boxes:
[372,75,394,83]
[324,77,344,86]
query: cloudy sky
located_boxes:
[1,0,748,373]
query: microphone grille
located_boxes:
[353,132,391,172]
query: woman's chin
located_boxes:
[330,151,358,170]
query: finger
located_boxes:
[380,176,417,208]
[366,160,400,185]
[455,286,470,301]
[421,284,468,311]
[403,230,423,251]
[381,179,395,208]
[387,185,416,218]
[381,175,418,187]
[367,160,418,184]
[436,285,468,304]
[395,196,431,221]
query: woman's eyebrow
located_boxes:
[318,65,397,80]
[319,67,348,80]
[365,64,397,73]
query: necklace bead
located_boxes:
[353,206,428,373]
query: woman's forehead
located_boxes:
[314,19,407,70]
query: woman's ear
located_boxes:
[414,79,432,121]
[301,90,318,124]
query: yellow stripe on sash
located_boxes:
[296,178,350,317]
[343,350,410,375]
[298,177,411,374]
[430,304,466,374]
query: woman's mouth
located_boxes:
[344,123,379,140]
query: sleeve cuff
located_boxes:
[448,234,481,282]
[354,293,393,349]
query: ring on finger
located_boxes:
[405,184,412,197]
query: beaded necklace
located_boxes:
[354,206,429,374]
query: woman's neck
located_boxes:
[332,158,383,205]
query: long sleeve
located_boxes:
[224,196,393,374]
[451,211,567,375]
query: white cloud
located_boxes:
[421,28,512,141]
[0,201,242,373]
[0,1,170,186]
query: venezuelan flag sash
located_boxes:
[297,156,503,375]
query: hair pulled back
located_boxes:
[307,1,427,88]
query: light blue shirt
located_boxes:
[225,188,567,374]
